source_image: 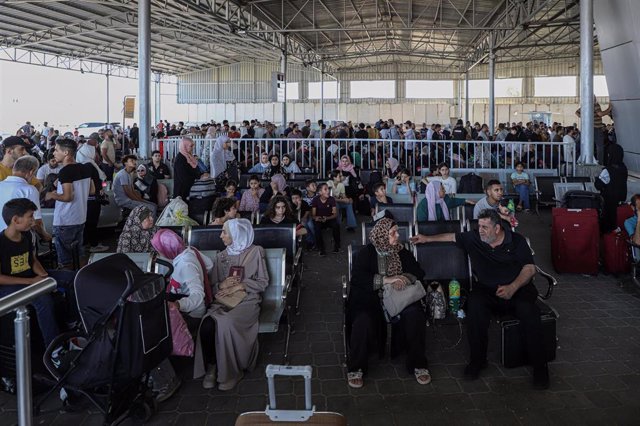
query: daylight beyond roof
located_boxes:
[0,0,584,76]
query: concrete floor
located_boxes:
[2,209,640,425]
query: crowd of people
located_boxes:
[0,108,627,409]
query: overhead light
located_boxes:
[237,29,247,35]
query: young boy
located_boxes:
[511,162,531,212]
[327,170,357,232]
[369,182,394,216]
[311,183,340,256]
[303,179,318,205]
[291,189,314,247]
[0,198,60,346]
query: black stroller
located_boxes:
[35,254,173,424]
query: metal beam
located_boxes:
[139,0,151,159]
[578,0,595,165]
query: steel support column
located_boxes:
[320,61,325,124]
[578,0,596,164]
[465,72,470,123]
[106,69,110,125]
[488,37,496,136]
[138,0,151,159]
[281,38,288,126]
[155,73,161,126]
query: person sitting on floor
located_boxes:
[193,218,269,391]
[410,208,549,389]
[346,216,430,389]
[209,197,238,226]
[417,181,474,222]
[117,206,157,253]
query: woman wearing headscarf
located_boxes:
[262,154,285,179]
[193,219,269,391]
[210,135,238,189]
[148,228,214,401]
[595,143,628,232]
[345,217,430,389]
[281,154,301,174]
[385,157,400,179]
[173,137,203,200]
[259,174,291,212]
[133,164,159,204]
[416,181,473,222]
[117,206,157,253]
[248,152,271,174]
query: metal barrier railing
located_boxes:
[0,278,57,426]
[152,137,576,179]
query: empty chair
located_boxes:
[377,203,415,225]
[534,176,562,209]
[187,225,227,251]
[415,220,463,236]
[564,176,591,184]
[97,191,122,229]
[414,242,471,292]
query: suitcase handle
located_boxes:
[265,364,315,422]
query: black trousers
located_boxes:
[185,315,216,366]
[467,284,544,367]
[84,199,101,246]
[313,218,340,252]
[348,303,428,374]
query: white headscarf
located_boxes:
[210,135,235,179]
[76,143,107,181]
[224,218,254,256]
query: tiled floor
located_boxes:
[2,210,640,425]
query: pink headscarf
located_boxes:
[425,181,450,221]
[337,155,357,177]
[151,229,186,260]
[271,174,288,193]
[387,157,399,174]
[179,138,198,169]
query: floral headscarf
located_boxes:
[117,206,156,253]
[425,181,450,221]
[369,217,403,276]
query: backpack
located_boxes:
[426,282,446,322]
[189,177,217,199]
[458,173,483,194]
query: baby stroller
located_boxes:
[35,254,174,425]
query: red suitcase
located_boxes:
[551,208,599,274]
[602,230,631,274]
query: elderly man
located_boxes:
[0,136,43,191]
[410,208,549,390]
[0,155,50,242]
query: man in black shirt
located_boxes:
[411,208,548,389]
[354,123,369,139]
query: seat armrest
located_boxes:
[341,275,348,301]
[293,246,302,267]
[282,274,292,302]
[535,265,557,300]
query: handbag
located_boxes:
[382,280,426,318]
[214,290,247,309]
[168,303,194,357]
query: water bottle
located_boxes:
[448,279,460,314]
[507,199,515,213]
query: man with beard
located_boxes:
[410,208,549,390]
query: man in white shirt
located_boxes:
[562,127,577,173]
[36,151,61,185]
[0,156,50,242]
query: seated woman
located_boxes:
[193,219,269,390]
[384,157,400,180]
[133,164,159,204]
[262,155,285,179]
[210,197,238,226]
[259,174,291,212]
[150,229,214,399]
[261,195,297,226]
[238,174,264,214]
[282,154,301,174]
[346,217,430,388]
[391,168,416,196]
[248,152,270,174]
[417,181,474,222]
[117,205,157,253]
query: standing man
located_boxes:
[410,209,549,389]
[100,130,117,182]
[44,139,94,269]
[129,123,140,152]
[576,95,612,165]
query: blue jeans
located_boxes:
[53,224,85,266]
[0,285,60,346]
[514,184,531,209]
[302,218,316,245]
[336,202,357,228]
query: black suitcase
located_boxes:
[562,190,602,212]
[501,312,557,368]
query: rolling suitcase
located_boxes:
[235,365,346,426]
[501,311,557,368]
[562,190,602,212]
[602,229,631,274]
[551,208,599,274]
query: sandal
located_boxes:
[414,368,431,385]
[347,370,364,389]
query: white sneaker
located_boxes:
[202,364,217,389]
[89,244,109,253]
